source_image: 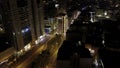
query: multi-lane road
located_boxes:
[11,34,64,68]
[30,34,64,68]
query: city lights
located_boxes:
[55,4,59,8]
[21,27,30,33]
[0,0,120,67]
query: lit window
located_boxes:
[21,27,30,33]
[55,4,59,8]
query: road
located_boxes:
[2,33,57,68]
[16,34,58,68]
[30,34,64,68]
[46,35,64,68]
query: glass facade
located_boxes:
[21,26,32,45]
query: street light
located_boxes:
[55,4,59,8]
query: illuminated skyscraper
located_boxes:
[0,0,45,62]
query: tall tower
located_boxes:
[0,0,36,55]
[31,0,45,40]
[0,0,16,62]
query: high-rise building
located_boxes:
[0,0,45,62]
[30,0,46,46]
[0,0,15,62]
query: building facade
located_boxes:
[0,0,45,62]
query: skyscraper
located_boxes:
[0,0,45,62]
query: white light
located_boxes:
[102,40,105,44]
[21,30,25,33]
[27,44,31,49]
[97,14,102,17]
[39,35,44,39]
[78,41,81,45]
[39,35,45,42]
[0,59,8,65]
[71,20,74,24]
[13,32,15,35]
[25,28,29,32]
[57,17,62,19]
[35,40,39,45]
[24,43,31,51]
[90,18,94,22]
[104,11,107,16]
[89,48,91,51]
[55,4,59,8]
[82,7,87,10]
[94,59,99,66]
[5,42,9,44]
[105,16,110,18]
[22,28,30,33]
[91,50,95,54]
[40,38,44,42]
[115,4,119,7]
[20,50,23,53]
[89,48,95,54]
[74,11,81,19]
[0,27,3,31]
